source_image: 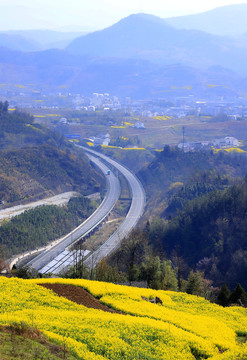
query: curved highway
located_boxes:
[79,146,146,269]
[27,154,121,271]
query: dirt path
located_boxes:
[0,192,79,221]
[38,283,122,314]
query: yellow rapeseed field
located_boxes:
[25,124,44,133]
[0,277,246,359]
[224,148,247,153]
[101,145,146,150]
[110,126,126,129]
[212,147,247,154]
[122,122,134,126]
[153,116,171,121]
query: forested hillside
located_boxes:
[0,103,105,205]
[139,146,247,216]
[98,147,247,293]
[0,196,97,259]
[149,181,247,289]
[103,176,247,298]
[0,145,103,204]
[0,103,63,149]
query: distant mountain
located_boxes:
[3,30,87,51]
[67,14,171,56]
[0,33,38,51]
[165,4,247,37]
[66,13,247,75]
[57,25,97,33]
[0,46,247,98]
[1,13,247,96]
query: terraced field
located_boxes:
[0,277,246,359]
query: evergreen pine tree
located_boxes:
[229,284,247,307]
[216,283,231,307]
[186,270,204,296]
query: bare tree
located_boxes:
[0,258,9,273]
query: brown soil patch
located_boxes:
[39,283,122,314]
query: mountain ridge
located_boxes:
[1,11,247,97]
[165,4,247,37]
[0,46,247,98]
[66,13,247,75]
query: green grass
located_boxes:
[0,324,78,360]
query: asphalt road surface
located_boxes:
[27,154,121,271]
[79,147,146,269]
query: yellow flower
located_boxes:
[0,277,246,360]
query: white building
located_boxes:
[134,121,145,129]
[213,137,239,147]
[224,137,239,146]
[59,117,68,124]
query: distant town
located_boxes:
[2,86,247,120]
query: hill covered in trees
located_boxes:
[0,196,97,259]
[0,102,64,150]
[139,146,247,217]
[148,180,247,290]
[96,147,247,294]
[0,144,103,204]
[139,148,247,290]
[0,103,105,206]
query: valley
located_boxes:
[0,3,247,359]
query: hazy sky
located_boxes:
[0,0,246,31]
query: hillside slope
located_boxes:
[0,33,37,51]
[66,13,247,74]
[1,29,87,51]
[0,196,97,259]
[137,147,247,289]
[0,277,246,359]
[1,46,247,98]
[138,147,247,215]
[149,181,247,289]
[166,4,247,37]
[0,325,77,360]
[0,145,103,204]
[0,107,105,206]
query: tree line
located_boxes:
[55,228,247,308]
[0,196,96,259]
